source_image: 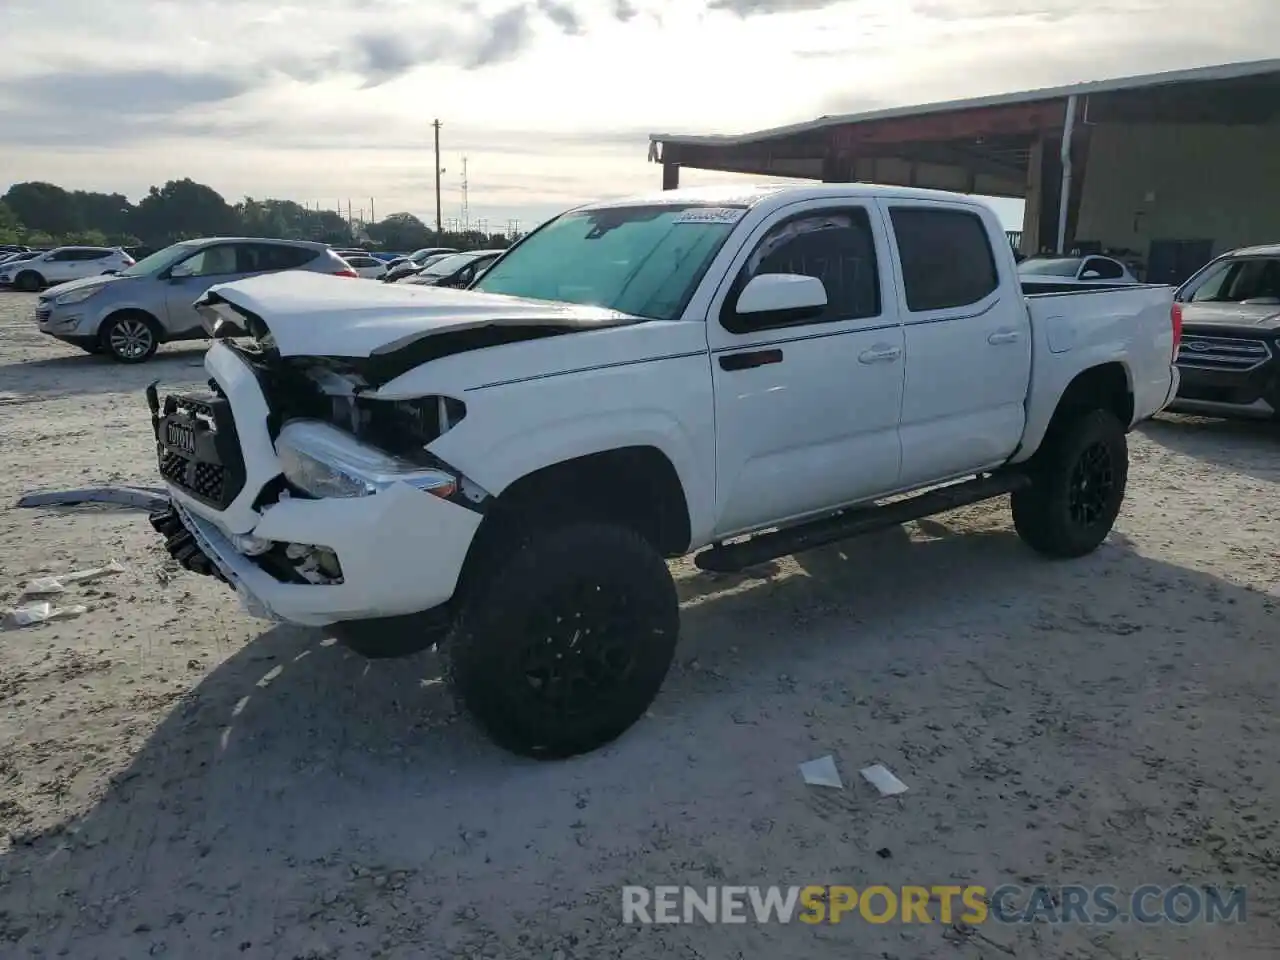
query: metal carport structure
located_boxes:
[648,59,1280,280]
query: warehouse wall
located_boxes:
[1074,121,1280,258]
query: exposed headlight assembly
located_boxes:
[275,419,459,500]
[54,284,107,305]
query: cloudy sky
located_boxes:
[1,0,1276,232]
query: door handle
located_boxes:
[719,349,783,371]
[858,345,902,364]
[988,330,1021,345]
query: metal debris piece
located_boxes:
[799,755,844,789]
[860,763,909,797]
[15,486,168,512]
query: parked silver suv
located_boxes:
[35,237,357,363]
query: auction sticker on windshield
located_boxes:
[673,207,746,225]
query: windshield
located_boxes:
[471,204,743,320]
[1018,257,1082,277]
[1182,257,1280,303]
[423,252,483,276]
[118,241,200,278]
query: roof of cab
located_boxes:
[575,182,997,214]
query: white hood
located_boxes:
[198,270,638,359]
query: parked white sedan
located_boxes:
[1018,255,1139,289]
[341,254,389,280]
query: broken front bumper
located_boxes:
[145,343,483,626]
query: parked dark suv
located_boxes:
[1168,244,1280,420]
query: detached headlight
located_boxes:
[275,419,458,500]
[54,284,106,306]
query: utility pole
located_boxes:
[433,119,443,238]
[370,197,375,223]
[460,157,469,233]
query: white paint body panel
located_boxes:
[160,182,1178,627]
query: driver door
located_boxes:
[163,243,248,335]
[705,200,905,537]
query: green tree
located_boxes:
[0,201,22,244]
[366,212,431,251]
[132,178,239,245]
[2,182,82,236]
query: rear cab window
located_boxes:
[887,206,1000,313]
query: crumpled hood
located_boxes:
[1181,301,1280,330]
[38,274,126,298]
[196,270,640,359]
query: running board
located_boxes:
[694,472,1032,574]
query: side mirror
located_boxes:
[1080,270,1102,280]
[735,273,827,321]
[168,263,194,281]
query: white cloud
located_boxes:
[0,0,1276,230]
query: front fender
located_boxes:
[426,355,718,544]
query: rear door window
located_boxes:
[240,244,317,272]
[888,207,999,312]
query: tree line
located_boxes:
[0,179,515,254]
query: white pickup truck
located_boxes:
[145,183,1180,759]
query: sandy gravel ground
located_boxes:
[0,289,1277,959]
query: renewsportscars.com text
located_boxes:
[622,884,1246,925]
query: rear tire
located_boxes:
[100,313,159,363]
[1012,409,1128,558]
[14,271,43,292]
[445,523,679,759]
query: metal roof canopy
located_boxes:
[648,58,1280,199]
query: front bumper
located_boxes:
[147,343,482,626]
[1170,328,1279,419]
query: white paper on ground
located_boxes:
[860,763,909,796]
[799,755,844,789]
[22,577,66,595]
[4,601,53,628]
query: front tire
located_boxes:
[14,271,43,292]
[1012,408,1128,558]
[445,523,680,759]
[100,313,159,363]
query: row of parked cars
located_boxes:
[6,232,1278,423]
[2,238,510,363]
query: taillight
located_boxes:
[334,267,358,278]
[1170,302,1183,356]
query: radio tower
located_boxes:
[460,156,470,233]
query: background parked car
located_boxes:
[0,246,135,291]
[341,253,389,280]
[382,251,454,283]
[35,237,357,363]
[1166,243,1280,421]
[1017,254,1139,292]
[0,250,42,269]
[401,249,505,288]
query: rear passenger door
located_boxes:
[881,202,1031,488]
[706,201,905,536]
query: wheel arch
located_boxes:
[455,444,693,601]
[1015,360,1135,463]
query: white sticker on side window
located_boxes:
[672,207,745,225]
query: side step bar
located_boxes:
[694,471,1031,574]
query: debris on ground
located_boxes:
[22,562,124,596]
[799,755,844,789]
[3,601,90,630]
[860,763,909,797]
[15,486,168,512]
